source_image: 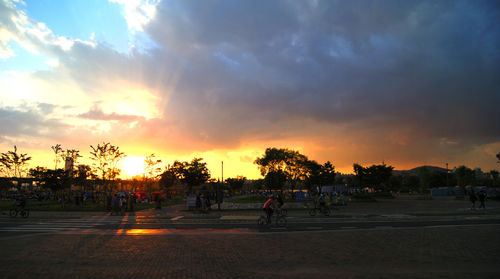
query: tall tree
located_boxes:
[285,151,310,189]
[254,148,289,176]
[51,144,63,169]
[320,161,336,187]
[304,160,322,190]
[353,163,366,187]
[89,142,125,190]
[144,154,162,180]
[226,176,247,193]
[455,165,474,188]
[489,170,499,187]
[143,153,162,192]
[181,158,211,193]
[264,170,287,191]
[353,163,393,190]
[159,165,177,191]
[0,146,32,178]
[29,167,71,192]
[162,158,211,194]
[417,166,431,192]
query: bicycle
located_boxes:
[257,213,287,228]
[309,205,331,216]
[9,207,30,218]
[276,207,287,217]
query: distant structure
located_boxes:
[65,157,74,174]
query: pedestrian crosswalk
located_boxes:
[0,216,126,233]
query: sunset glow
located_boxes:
[120,156,146,178]
[0,0,498,178]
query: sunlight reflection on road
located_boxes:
[115,228,254,235]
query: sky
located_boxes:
[0,0,499,179]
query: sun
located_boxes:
[120,156,145,178]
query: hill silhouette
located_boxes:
[393,165,448,176]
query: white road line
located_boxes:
[306,227,323,230]
[20,225,94,228]
[0,227,68,231]
[170,216,184,221]
[374,226,393,229]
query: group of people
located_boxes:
[111,194,133,215]
[469,189,487,210]
[196,193,212,212]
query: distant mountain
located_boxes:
[393,165,448,176]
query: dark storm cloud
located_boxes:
[4,0,498,159]
[0,106,67,139]
[140,0,500,147]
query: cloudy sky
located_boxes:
[1,0,499,178]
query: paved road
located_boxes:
[1,210,500,278]
[1,212,499,237]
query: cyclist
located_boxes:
[262,196,275,224]
[15,195,26,211]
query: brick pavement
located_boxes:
[1,225,499,278]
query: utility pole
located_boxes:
[217,161,223,211]
[216,179,221,211]
[446,162,449,187]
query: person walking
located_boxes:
[478,190,487,210]
[111,194,119,215]
[119,195,126,215]
[469,189,477,210]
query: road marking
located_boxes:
[306,227,323,230]
[20,224,94,228]
[220,216,257,220]
[380,214,415,218]
[0,227,71,231]
[341,226,357,229]
[170,216,184,221]
[374,226,393,229]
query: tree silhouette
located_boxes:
[353,163,393,190]
[455,165,474,188]
[51,144,63,169]
[160,158,210,194]
[256,147,337,191]
[226,176,247,193]
[89,142,125,185]
[264,170,287,191]
[159,165,177,191]
[489,170,499,187]
[144,154,162,180]
[144,153,162,192]
[0,146,32,178]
